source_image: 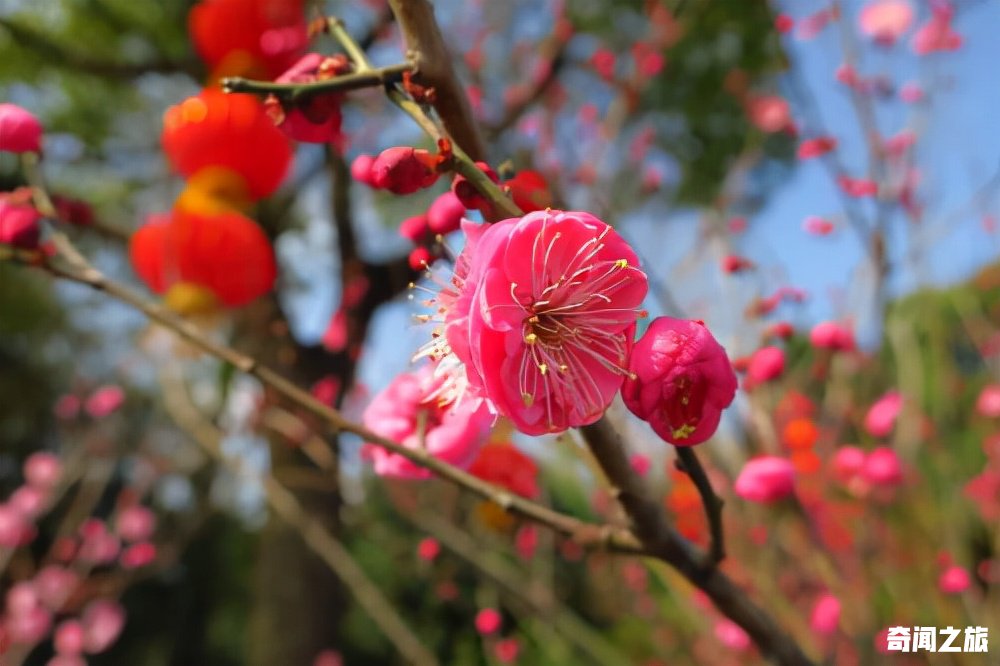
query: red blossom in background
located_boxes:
[265,53,351,144]
[0,190,41,249]
[734,457,796,503]
[468,442,540,499]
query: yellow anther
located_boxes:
[560,364,569,373]
[525,333,538,344]
[615,259,629,268]
[538,363,548,376]
[521,392,534,407]
[672,424,697,440]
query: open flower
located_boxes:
[621,317,737,446]
[362,364,493,478]
[441,210,647,435]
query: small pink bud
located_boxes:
[370,147,439,194]
[313,649,343,666]
[54,394,81,420]
[474,608,502,635]
[809,593,841,635]
[715,619,751,651]
[350,154,377,186]
[862,446,903,487]
[809,321,855,351]
[0,503,30,548]
[426,191,466,235]
[408,247,433,271]
[115,505,156,543]
[398,215,429,242]
[0,197,41,249]
[9,485,47,519]
[629,454,651,477]
[34,565,79,609]
[864,391,902,437]
[0,103,43,153]
[7,605,52,644]
[494,638,520,664]
[803,216,835,236]
[451,162,499,211]
[7,581,40,616]
[746,346,785,387]
[734,456,796,503]
[976,384,1000,418]
[831,445,866,483]
[84,385,124,419]
[24,452,62,489]
[938,565,971,594]
[721,254,754,274]
[54,620,85,655]
[417,537,440,562]
[81,599,126,654]
[120,542,157,569]
[798,137,837,160]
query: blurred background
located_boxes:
[1,0,999,664]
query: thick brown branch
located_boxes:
[387,0,487,161]
[581,418,815,666]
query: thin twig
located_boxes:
[4,244,642,555]
[221,62,413,101]
[674,446,725,566]
[159,371,438,666]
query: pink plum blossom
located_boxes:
[810,593,841,635]
[474,608,502,635]
[862,446,903,487]
[81,599,125,654]
[438,210,648,435]
[0,503,31,548]
[976,384,1000,418]
[265,53,349,144]
[734,456,796,503]
[864,391,903,437]
[54,620,85,655]
[362,364,493,478]
[425,191,466,235]
[938,565,971,594]
[809,321,855,351]
[416,537,440,562]
[34,565,79,609]
[84,385,124,418]
[746,346,785,387]
[0,194,41,249]
[831,445,867,484]
[622,317,737,446]
[858,0,914,45]
[115,505,156,543]
[912,3,962,55]
[24,452,62,489]
[747,95,791,133]
[714,618,751,651]
[0,103,43,153]
[120,542,157,569]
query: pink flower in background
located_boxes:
[734,456,796,503]
[859,0,914,45]
[862,446,903,486]
[24,452,62,489]
[119,542,157,569]
[494,638,521,664]
[416,537,440,562]
[715,618,751,651]
[362,364,493,478]
[809,321,855,351]
[747,95,792,133]
[81,599,125,654]
[9,485,47,519]
[475,608,502,635]
[0,193,41,249]
[797,137,837,160]
[0,103,43,153]
[442,210,647,435]
[810,593,841,635]
[313,650,343,666]
[831,445,866,484]
[34,565,79,609]
[899,82,925,103]
[53,394,81,420]
[745,346,785,387]
[0,503,31,547]
[976,384,1000,417]
[864,391,902,437]
[622,317,737,446]
[115,505,156,543]
[54,620,85,655]
[912,3,962,55]
[938,564,970,594]
[84,385,124,418]
[426,191,466,235]
[803,216,835,236]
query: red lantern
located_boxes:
[162,89,292,201]
[130,209,277,311]
[188,0,307,80]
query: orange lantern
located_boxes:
[130,209,277,312]
[188,0,307,80]
[162,89,292,201]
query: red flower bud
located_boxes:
[370,147,440,194]
[451,161,499,211]
[425,191,466,235]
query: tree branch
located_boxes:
[386,0,487,161]
[581,418,815,666]
[674,446,726,566]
